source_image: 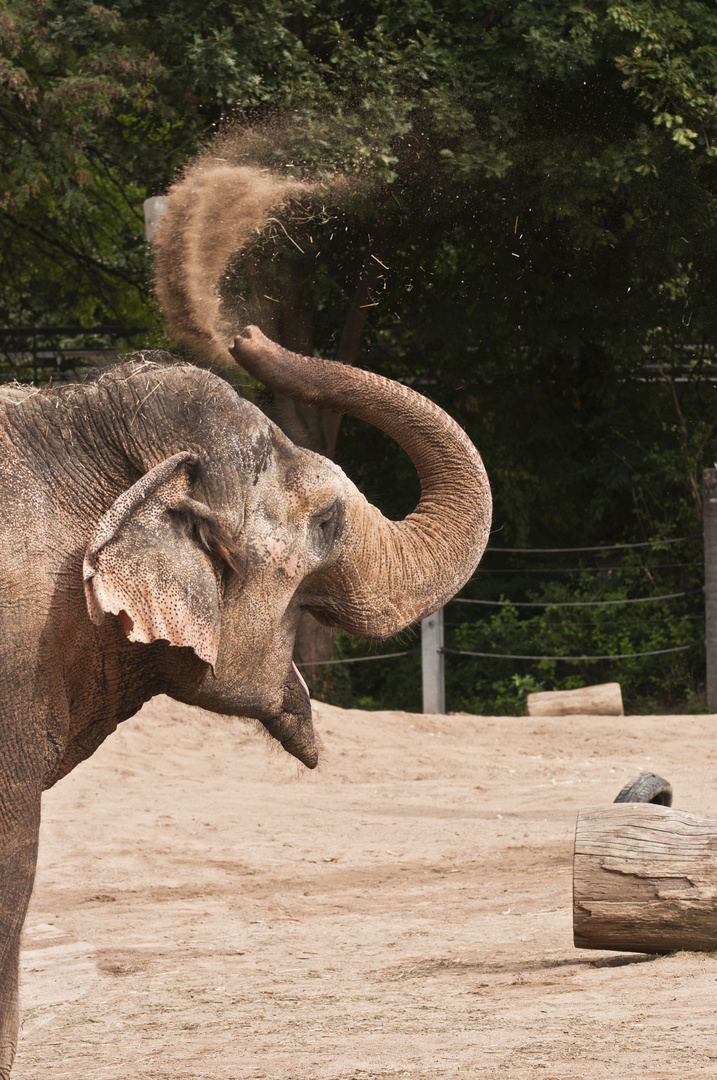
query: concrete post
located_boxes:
[421,607,445,714]
[704,469,717,709]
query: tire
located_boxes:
[613,771,673,806]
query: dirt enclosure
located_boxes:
[14,697,717,1079]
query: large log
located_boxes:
[527,682,624,717]
[573,803,717,953]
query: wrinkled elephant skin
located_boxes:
[0,328,491,1075]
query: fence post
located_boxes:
[421,607,445,714]
[705,469,717,710]
[143,196,169,242]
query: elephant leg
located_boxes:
[0,805,41,1078]
[0,938,22,1080]
[0,731,46,1079]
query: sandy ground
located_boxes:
[12,697,717,1079]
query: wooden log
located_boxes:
[527,682,623,717]
[573,803,717,953]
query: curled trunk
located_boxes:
[230,327,492,637]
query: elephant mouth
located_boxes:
[259,662,318,769]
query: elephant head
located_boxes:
[230,326,492,629]
[81,327,491,769]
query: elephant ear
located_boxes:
[83,451,220,666]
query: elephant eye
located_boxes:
[311,499,342,553]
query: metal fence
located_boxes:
[0,326,146,384]
[298,520,707,714]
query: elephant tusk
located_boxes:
[292,660,310,700]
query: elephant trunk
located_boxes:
[230,326,492,638]
[261,666,318,769]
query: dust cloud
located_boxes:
[152,160,303,367]
[152,125,354,371]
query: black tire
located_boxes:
[613,771,673,806]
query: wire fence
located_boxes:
[442,533,703,664]
[442,642,703,662]
[0,326,146,385]
[300,649,420,667]
[296,532,706,710]
[453,588,702,609]
[486,535,701,553]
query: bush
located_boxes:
[322,541,705,715]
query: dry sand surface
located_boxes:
[13,697,717,1079]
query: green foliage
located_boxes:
[326,631,423,713]
[335,377,710,713]
[448,548,703,715]
[326,533,705,716]
[0,0,316,331]
[6,0,717,340]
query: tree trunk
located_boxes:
[573,803,717,953]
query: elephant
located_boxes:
[0,325,491,1076]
